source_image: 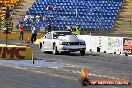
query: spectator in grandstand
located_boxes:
[24,15,30,23]
[53,25,58,31]
[35,15,40,22]
[9,6,14,11]
[53,4,59,12]
[43,16,49,22]
[0,2,2,7]
[67,25,73,32]
[0,2,4,7]
[18,22,25,42]
[46,24,52,32]
[75,24,81,35]
[31,24,38,43]
[46,5,52,11]
[30,15,35,22]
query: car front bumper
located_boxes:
[57,45,86,52]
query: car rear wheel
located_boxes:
[80,50,85,56]
[53,45,58,55]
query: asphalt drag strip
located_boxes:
[0,40,131,88]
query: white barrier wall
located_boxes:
[77,35,90,51]
[77,35,124,55]
[100,37,123,54]
[77,35,97,52]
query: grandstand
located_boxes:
[1,0,132,36]
[0,0,20,30]
[0,0,20,17]
[17,0,123,31]
[0,0,20,7]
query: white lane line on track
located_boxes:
[61,63,123,80]
[0,64,28,70]
[0,64,127,88]
[62,69,122,80]
[0,64,123,80]
[32,70,77,80]
[0,64,76,80]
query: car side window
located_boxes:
[45,33,52,39]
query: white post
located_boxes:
[32,53,35,64]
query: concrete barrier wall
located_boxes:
[100,37,123,54]
[0,44,32,60]
[77,35,129,55]
[77,35,91,51]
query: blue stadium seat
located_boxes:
[18,0,123,30]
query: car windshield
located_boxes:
[53,31,73,39]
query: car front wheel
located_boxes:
[80,50,85,56]
[53,45,58,55]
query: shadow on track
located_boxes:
[43,51,100,56]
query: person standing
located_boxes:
[53,4,58,12]
[19,22,24,42]
[53,25,57,31]
[46,5,52,12]
[31,24,37,43]
[46,24,52,32]
[67,25,73,32]
[75,24,81,35]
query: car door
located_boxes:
[43,32,53,51]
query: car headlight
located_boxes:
[80,42,85,45]
[59,42,69,45]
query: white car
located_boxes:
[39,31,86,55]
